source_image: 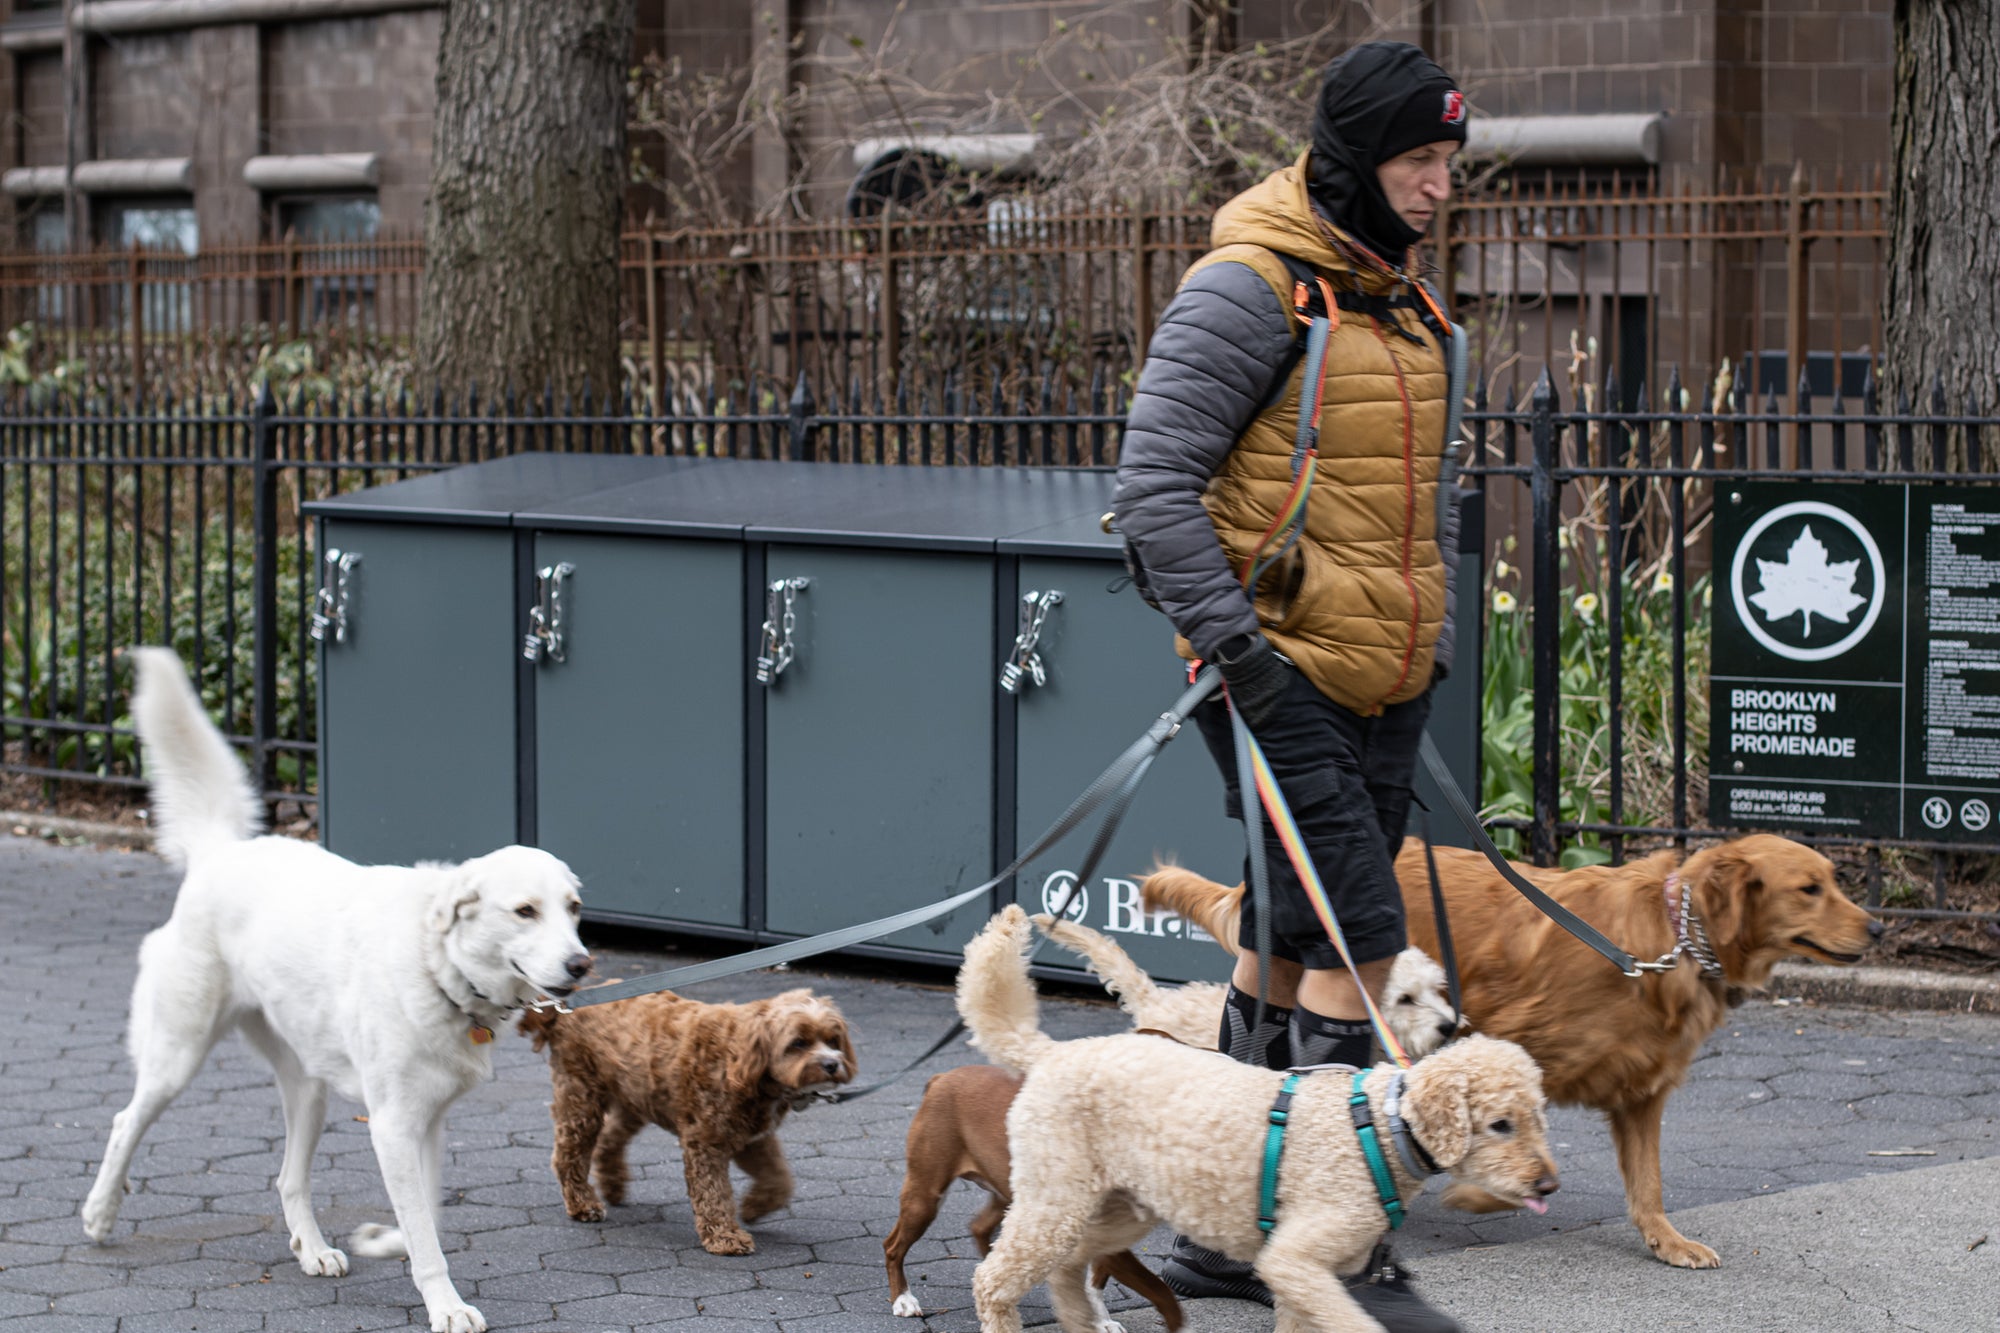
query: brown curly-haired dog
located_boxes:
[518,988,855,1254]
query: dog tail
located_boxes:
[1031,913,1160,1016]
[131,647,262,867]
[956,904,1053,1074]
[1139,865,1243,957]
[347,1223,407,1260]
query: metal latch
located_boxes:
[755,577,810,685]
[309,549,361,644]
[523,562,576,663]
[999,589,1063,693]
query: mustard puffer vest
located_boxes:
[1175,153,1451,715]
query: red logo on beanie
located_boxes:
[1442,91,1466,125]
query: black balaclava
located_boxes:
[1308,41,1467,265]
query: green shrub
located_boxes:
[1480,536,1712,866]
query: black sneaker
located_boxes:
[1157,1237,1271,1307]
[1344,1243,1462,1333]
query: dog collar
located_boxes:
[1658,874,1726,978]
[432,969,514,1032]
[1383,1071,1442,1180]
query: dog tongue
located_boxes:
[1522,1198,1548,1216]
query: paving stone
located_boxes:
[6,837,1999,1333]
[51,1283,194,1316]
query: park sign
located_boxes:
[1711,481,2000,843]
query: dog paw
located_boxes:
[566,1202,606,1223]
[1095,1321,1127,1333]
[428,1300,487,1333]
[701,1228,756,1256]
[892,1293,924,1317]
[1650,1235,1721,1269]
[80,1190,121,1242]
[294,1244,349,1278]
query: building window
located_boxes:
[25,206,68,322]
[275,195,380,324]
[96,199,197,332]
[99,200,198,254]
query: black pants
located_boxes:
[1193,664,1431,969]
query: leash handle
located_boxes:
[1416,734,1640,975]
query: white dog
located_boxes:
[1031,913,1460,1060]
[83,649,594,1333]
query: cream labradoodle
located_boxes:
[957,906,1560,1333]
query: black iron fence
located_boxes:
[1465,362,1998,923]
[3,372,1996,924]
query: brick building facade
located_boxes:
[1,0,1894,250]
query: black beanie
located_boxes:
[1308,42,1466,263]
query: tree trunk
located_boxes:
[1884,0,2000,466]
[418,0,636,404]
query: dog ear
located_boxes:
[723,1004,779,1100]
[1401,1058,1472,1168]
[1691,848,1754,948]
[426,871,483,934]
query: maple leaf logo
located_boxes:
[1747,524,1867,636]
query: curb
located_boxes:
[1769,959,2000,1015]
[3,810,151,851]
[10,810,1997,1013]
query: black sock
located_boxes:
[1218,984,1293,1070]
[1289,1005,1373,1069]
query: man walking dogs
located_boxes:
[1112,42,1469,1333]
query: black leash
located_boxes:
[1411,798,1463,1030]
[1417,734,1650,976]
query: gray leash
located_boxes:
[554,667,1223,1012]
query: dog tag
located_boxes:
[469,1024,494,1045]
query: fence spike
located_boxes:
[1796,367,1813,414]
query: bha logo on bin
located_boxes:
[1730,500,1886,662]
[1037,870,1213,940]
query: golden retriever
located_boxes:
[519,988,855,1254]
[958,906,1558,1333]
[1141,833,1879,1268]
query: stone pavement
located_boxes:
[3,833,1997,1333]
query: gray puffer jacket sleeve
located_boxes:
[1112,260,1296,660]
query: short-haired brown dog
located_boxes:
[519,987,854,1255]
[884,1062,1183,1327]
